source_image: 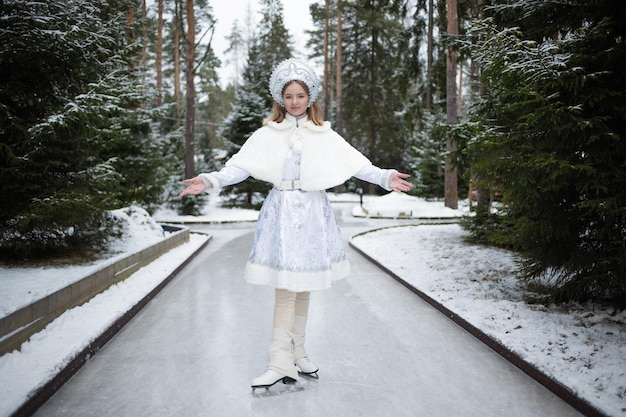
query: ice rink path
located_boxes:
[33,218,584,417]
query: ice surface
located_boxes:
[3,195,618,417]
[31,222,583,417]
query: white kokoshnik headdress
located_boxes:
[269,58,321,108]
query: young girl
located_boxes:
[179,59,412,390]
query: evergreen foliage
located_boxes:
[340,0,413,185]
[0,0,164,260]
[408,113,446,198]
[408,111,471,200]
[464,1,626,304]
[406,0,474,200]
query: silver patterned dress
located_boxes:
[245,147,351,292]
[203,121,394,292]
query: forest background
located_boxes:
[0,0,624,306]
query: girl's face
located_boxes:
[282,82,309,117]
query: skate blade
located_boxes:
[251,384,304,397]
[298,371,319,380]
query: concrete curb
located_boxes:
[10,230,211,417]
[349,233,607,417]
[0,225,190,356]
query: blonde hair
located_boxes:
[263,80,325,126]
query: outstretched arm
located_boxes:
[178,166,251,198]
[354,166,413,193]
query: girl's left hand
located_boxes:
[389,172,413,193]
[178,177,206,197]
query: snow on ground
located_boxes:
[0,206,167,317]
[352,191,469,218]
[351,224,626,417]
[0,193,624,417]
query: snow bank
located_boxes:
[351,224,626,417]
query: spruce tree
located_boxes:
[0,0,163,260]
[465,1,626,304]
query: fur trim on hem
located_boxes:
[244,259,350,292]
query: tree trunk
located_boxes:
[184,0,196,179]
[323,0,330,119]
[445,0,458,209]
[156,0,163,108]
[473,0,490,218]
[141,0,147,68]
[425,0,434,111]
[335,0,343,135]
[457,60,463,115]
[174,0,181,124]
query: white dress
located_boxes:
[203,117,394,292]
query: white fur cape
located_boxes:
[225,118,371,191]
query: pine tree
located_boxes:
[340,0,413,193]
[465,1,626,304]
[224,20,246,88]
[444,0,459,209]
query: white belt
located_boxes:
[275,179,301,190]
